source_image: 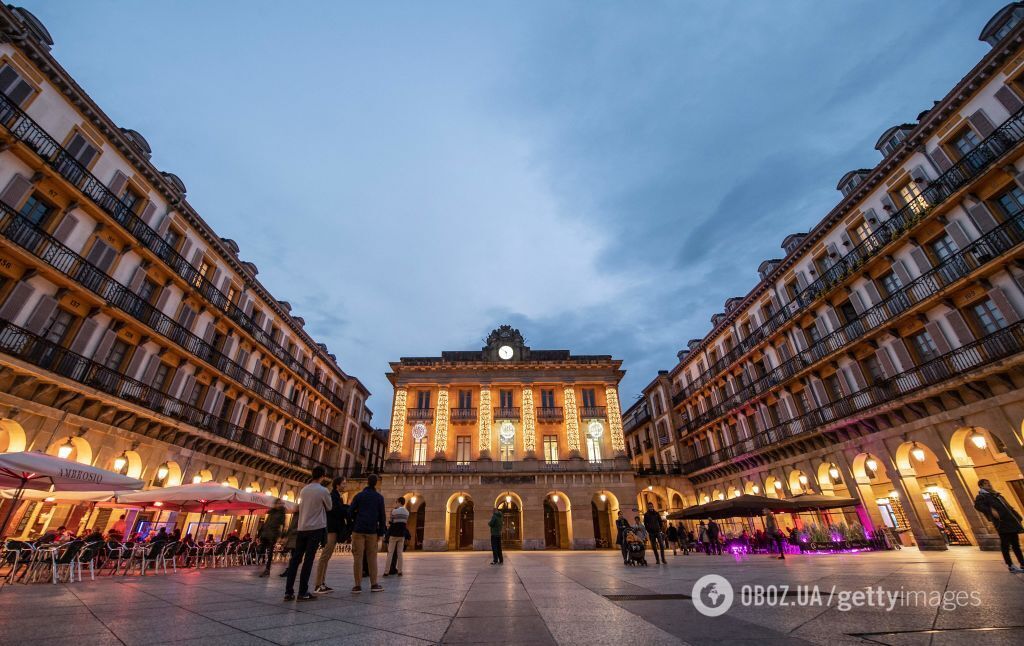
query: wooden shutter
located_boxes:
[892,260,913,286]
[202,386,219,413]
[987,286,1021,324]
[944,221,972,249]
[890,340,914,371]
[944,310,974,345]
[966,202,999,233]
[108,170,129,196]
[862,281,883,305]
[85,240,117,273]
[93,328,117,362]
[127,266,147,292]
[176,305,194,328]
[68,317,99,354]
[176,238,192,263]
[23,295,57,334]
[995,86,1024,114]
[179,374,197,403]
[847,362,869,390]
[141,355,160,385]
[0,173,32,207]
[201,322,215,344]
[927,147,953,172]
[849,290,867,314]
[0,281,36,321]
[125,347,147,379]
[875,346,897,378]
[155,212,171,237]
[51,214,79,244]
[139,201,157,225]
[823,307,841,331]
[154,288,172,313]
[924,321,952,354]
[810,379,829,405]
[967,109,996,137]
[909,247,932,274]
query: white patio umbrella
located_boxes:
[0,451,144,535]
[114,482,285,514]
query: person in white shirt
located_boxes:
[284,466,332,602]
[384,497,411,576]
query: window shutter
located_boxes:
[927,147,953,172]
[909,247,932,275]
[862,281,883,305]
[108,170,129,196]
[154,288,172,313]
[924,321,952,354]
[880,195,897,214]
[875,346,897,378]
[125,347,147,379]
[206,266,220,290]
[242,297,254,317]
[141,354,160,385]
[68,317,99,354]
[176,238,192,263]
[849,290,867,315]
[995,85,1024,115]
[944,221,972,249]
[24,295,57,334]
[967,109,996,137]
[966,202,999,233]
[202,322,215,344]
[795,271,809,291]
[835,369,852,396]
[890,339,914,371]
[155,212,171,237]
[892,260,913,286]
[85,240,114,271]
[179,374,197,403]
[790,328,808,352]
[93,328,117,362]
[810,379,829,406]
[139,201,157,225]
[0,281,36,321]
[847,362,869,390]
[51,213,79,244]
[944,310,974,345]
[221,335,236,359]
[0,173,33,207]
[190,248,204,267]
[202,386,219,413]
[167,370,188,399]
[128,266,147,292]
[823,307,841,331]
[987,286,1021,324]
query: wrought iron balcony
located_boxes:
[385,457,632,474]
[450,407,477,422]
[536,406,564,422]
[0,318,325,472]
[682,317,1024,474]
[406,408,434,421]
[0,201,340,443]
[579,405,606,419]
[493,406,520,420]
[622,402,651,432]
[670,105,1024,409]
[0,91,346,412]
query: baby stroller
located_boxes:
[625,533,648,566]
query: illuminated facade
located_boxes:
[626,3,1024,551]
[0,5,375,538]
[382,325,633,550]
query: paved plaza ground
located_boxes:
[0,548,1021,646]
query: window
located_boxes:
[164,229,182,251]
[862,355,885,385]
[909,330,940,363]
[850,220,873,244]
[225,285,237,310]
[152,362,172,391]
[137,278,158,304]
[120,187,143,214]
[416,390,431,409]
[879,271,902,297]
[895,180,927,215]
[412,438,427,465]
[499,439,514,462]
[971,299,1008,335]
[786,279,799,301]
[581,388,596,408]
[950,127,981,160]
[0,64,34,106]
[18,194,56,229]
[823,374,844,402]
[66,132,99,168]
[193,260,211,288]
[881,131,906,157]
[499,389,513,408]
[805,324,821,347]
[242,408,257,431]
[586,434,602,463]
[219,396,235,421]
[543,435,558,463]
[995,186,1024,218]
[42,308,76,346]
[104,340,130,372]
[187,382,206,409]
[457,390,472,408]
[927,234,958,263]
[537,389,553,408]
[456,436,471,465]
[837,300,859,325]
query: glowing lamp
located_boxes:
[222,481,231,487]
[410,496,417,505]
[798,474,808,486]
[505,495,512,504]
[647,485,653,491]
[889,490,899,499]
[829,465,840,481]
[911,444,926,463]
[718,493,725,500]
[774,481,783,490]
[551,495,559,503]
[192,475,202,484]
[297,498,302,504]
[44,496,56,502]
[153,501,163,507]
[866,458,878,473]
[245,487,253,493]
[57,440,74,460]
[156,463,169,480]
[457,495,465,504]
[752,485,760,494]
[113,453,128,472]
[599,493,607,502]
[969,431,987,450]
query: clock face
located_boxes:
[498,345,514,360]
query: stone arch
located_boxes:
[851,452,889,484]
[764,475,784,498]
[670,492,684,510]
[122,450,143,479]
[788,469,810,495]
[727,485,741,499]
[155,460,183,487]
[894,440,975,547]
[816,461,840,495]
[445,491,474,550]
[48,436,92,465]
[246,480,261,493]
[0,419,27,453]
[223,475,240,489]
[544,491,572,549]
[711,488,724,501]
[591,490,619,549]
[266,486,280,498]
[743,480,759,495]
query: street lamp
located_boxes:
[57,439,74,459]
[457,495,465,504]
[192,475,203,484]
[911,443,926,463]
[798,474,809,486]
[156,463,169,481]
[969,430,987,450]
[774,481,783,490]
[865,457,878,473]
[828,465,840,481]
[752,485,760,494]
[113,452,128,473]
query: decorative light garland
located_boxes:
[479,388,492,455]
[521,386,536,453]
[434,388,449,456]
[563,387,580,453]
[605,386,626,454]
[388,387,408,455]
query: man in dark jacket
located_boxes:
[258,499,287,577]
[615,511,630,564]
[643,503,666,564]
[974,479,1024,572]
[707,519,722,555]
[314,477,346,593]
[349,474,386,592]
[488,507,504,564]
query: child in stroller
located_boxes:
[624,528,648,566]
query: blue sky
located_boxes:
[26,0,1002,419]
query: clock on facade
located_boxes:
[498,345,514,360]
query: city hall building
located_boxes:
[382,326,634,550]
[625,2,1024,552]
[0,5,377,539]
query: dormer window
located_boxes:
[980,3,1024,46]
[875,125,915,158]
[881,131,904,156]
[837,170,870,196]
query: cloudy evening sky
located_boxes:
[27,0,1003,419]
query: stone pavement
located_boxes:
[0,548,1021,645]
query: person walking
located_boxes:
[258,499,286,577]
[763,509,786,560]
[697,520,709,554]
[384,497,410,576]
[488,506,504,565]
[615,511,630,564]
[643,503,666,564]
[974,479,1024,572]
[707,519,722,555]
[666,524,679,556]
[314,477,346,593]
[284,466,333,602]
[349,473,387,592]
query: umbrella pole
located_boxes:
[0,479,26,539]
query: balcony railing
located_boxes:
[385,457,631,474]
[671,104,1024,408]
[0,318,325,472]
[579,405,606,419]
[679,206,1024,437]
[536,406,564,421]
[0,91,346,412]
[493,406,520,420]
[0,201,340,443]
[450,407,477,422]
[682,317,1024,474]
[406,408,434,421]
[622,402,651,432]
